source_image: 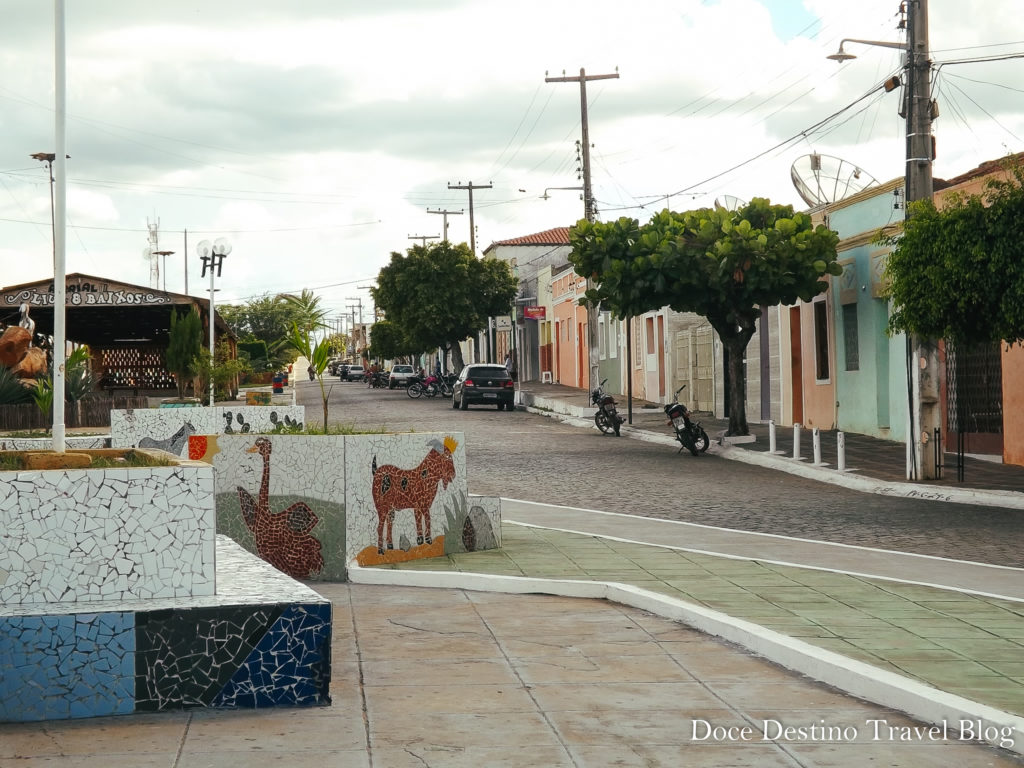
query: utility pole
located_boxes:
[447,181,491,255]
[546,67,619,388]
[427,207,463,242]
[905,0,937,480]
[408,234,439,247]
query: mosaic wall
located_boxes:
[193,432,501,577]
[345,432,469,566]
[0,537,331,722]
[197,434,347,581]
[0,461,215,606]
[110,405,306,457]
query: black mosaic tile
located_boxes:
[134,605,283,710]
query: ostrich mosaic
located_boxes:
[238,436,324,578]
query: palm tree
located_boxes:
[279,289,329,336]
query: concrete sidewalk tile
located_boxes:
[367,711,563,750]
[361,658,520,687]
[528,681,726,712]
[370,746,574,768]
[569,743,802,767]
[364,683,538,716]
[511,654,697,685]
[787,741,1024,768]
[184,708,368,753]
[932,637,1024,659]
[546,707,715,747]
[0,713,189,759]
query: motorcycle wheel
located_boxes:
[407,382,423,398]
[677,429,698,456]
[694,427,710,453]
[594,411,614,434]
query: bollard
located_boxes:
[793,423,802,460]
[813,427,822,465]
[837,431,846,472]
[769,420,777,453]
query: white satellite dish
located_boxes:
[714,195,747,211]
[790,153,879,207]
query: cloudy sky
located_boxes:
[1,0,1022,326]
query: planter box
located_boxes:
[0,451,215,606]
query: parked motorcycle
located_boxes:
[665,384,710,456]
[407,374,452,399]
[591,378,624,437]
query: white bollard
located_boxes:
[813,427,822,465]
[837,431,846,472]
[793,423,801,460]
[769,420,777,453]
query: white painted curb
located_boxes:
[350,562,1024,757]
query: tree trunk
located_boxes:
[724,335,749,436]
[449,341,465,373]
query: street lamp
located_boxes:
[197,237,232,406]
[826,38,905,62]
[828,3,936,480]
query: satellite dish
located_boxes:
[714,195,747,211]
[791,153,879,207]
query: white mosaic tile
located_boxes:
[0,462,215,606]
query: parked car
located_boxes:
[452,364,515,411]
[337,363,351,380]
[347,365,366,382]
[388,364,416,389]
[327,358,342,375]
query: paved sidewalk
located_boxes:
[6,583,1023,767]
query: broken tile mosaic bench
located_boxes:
[194,432,502,582]
[0,538,330,721]
[0,452,331,722]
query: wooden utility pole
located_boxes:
[427,207,464,242]
[408,234,439,247]
[545,67,619,389]
[447,181,491,254]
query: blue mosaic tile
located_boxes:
[0,613,134,722]
[212,603,331,708]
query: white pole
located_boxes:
[793,423,801,460]
[812,427,822,465]
[768,419,777,453]
[838,431,847,472]
[51,0,67,454]
[209,261,215,407]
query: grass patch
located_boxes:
[0,449,175,470]
[302,422,391,435]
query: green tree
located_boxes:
[367,320,421,363]
[371,241,518,371]
[885,165,1024,345]
[285,321,332,428]
[195,340,250,403]
[280,289,330,336]
[219,294,315,368]
[570,199,841,436]
[165,309,203,399]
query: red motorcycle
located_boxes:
[591,379,624,436]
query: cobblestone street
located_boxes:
[302,380,1024,567]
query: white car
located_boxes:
[388,364,416,389]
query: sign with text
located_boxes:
[524,306,546,320]
[494,315,512,331]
